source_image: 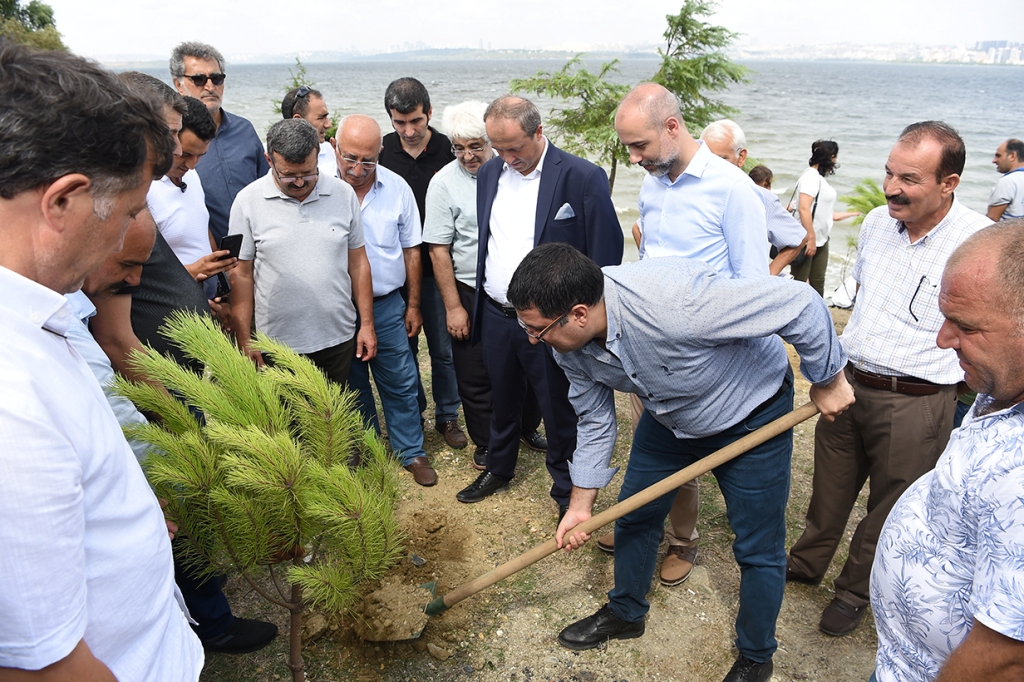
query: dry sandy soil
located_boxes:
[200,308,878,682]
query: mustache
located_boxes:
[885,193,910,205]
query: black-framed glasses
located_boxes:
[339,155,378,170]
[273,166,319,186]
[517,311,569,340]
[452,144,486,157]
[181,72,226,87]
[908,275,934,322]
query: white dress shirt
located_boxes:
[484,138,550,304]
[0,266,203,679]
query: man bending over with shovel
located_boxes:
[506,243,855,682]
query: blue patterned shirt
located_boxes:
[871,398,1024,682]
[553,257,847,488]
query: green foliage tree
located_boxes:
[840,178,887,226]
[510,1,745,192]
[273,57,314,116]
[650,0,747,131]
[115,312,403,682]
[0,0,65,50]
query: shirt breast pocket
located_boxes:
[906,272,942,329]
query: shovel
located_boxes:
[423,401,819,619]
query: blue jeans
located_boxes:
[609,380,794,663]
[349,290,427,466]
[410,276,461,422]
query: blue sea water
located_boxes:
[136,58,1024,292]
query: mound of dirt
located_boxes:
[351,583,433,642]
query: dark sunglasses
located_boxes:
[181,72,226,87]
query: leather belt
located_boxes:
[851,366,942,396]
[486,296,517,318]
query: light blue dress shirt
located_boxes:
[554,257,847,488]
[757,185,807,250]
[356,164,422,298]
[638,141,768,278]
[65,291,151,462]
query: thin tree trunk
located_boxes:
[608,155,617,194]
[287,582,304,682]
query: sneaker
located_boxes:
[202,617,278,654]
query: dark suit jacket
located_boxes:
[471,140,624,338]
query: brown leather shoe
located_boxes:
[659,544,697,586]
[435,419,468,449]
[403,456,437,486]
[596,531,615,554]
[819,597,865,636]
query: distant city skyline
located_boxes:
[44,0,1021,63]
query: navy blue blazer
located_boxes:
[471,141,624,338]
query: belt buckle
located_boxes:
[891,376,898,392]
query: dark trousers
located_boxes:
[480,300,576,505]
[452,283,541,447]
[303,337,356,389]
[611,381,794,663]
[174,549,233,640]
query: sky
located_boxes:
[46,0,1021,62]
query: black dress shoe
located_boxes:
[557,505,569,524]
[456,471,510,503]
[472,446,488,471]
[520,429,548,451]
[202,617,278,654]
[557,604,645,650]
[722,655,773,682]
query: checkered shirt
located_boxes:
[840,198,990,384]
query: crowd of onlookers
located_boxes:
[2,38,1024,682]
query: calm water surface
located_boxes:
[138,58,1024,292]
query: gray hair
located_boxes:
[169,41,225,78]
[266,119,319,164]
[442,101,488,142]
[701,119,746,155]
[485,96,542,136]
[947,218,1024,331]
[0,43,173,201]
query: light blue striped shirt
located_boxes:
[554,257,847,488]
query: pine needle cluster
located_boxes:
[115,311,404,617]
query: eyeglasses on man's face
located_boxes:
[273,166,319,186]
[451,144,486,158]
[339,155,378,170]
[181,72,226,87]
[517,311,569,340]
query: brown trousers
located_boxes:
[787,366,956,606]
[629,394,699,547]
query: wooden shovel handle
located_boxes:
[425,401,819,616]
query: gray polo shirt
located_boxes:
[229,173,364,354]
[422,158,479,288]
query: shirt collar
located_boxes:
[66,289,97,323]
[895,196,960,241]
[0,265,75,337]
[502,136,549,179]
[656,140,711,186]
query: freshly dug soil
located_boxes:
[351,583,433,642]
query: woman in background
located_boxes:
[791,140,859,295]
